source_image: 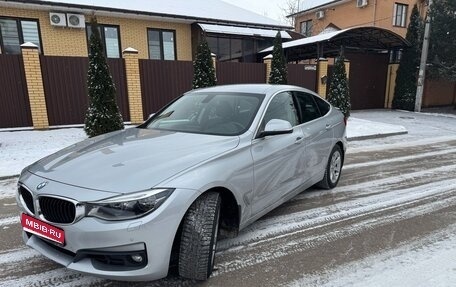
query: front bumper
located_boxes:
[18,187,199,281]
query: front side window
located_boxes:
[0,18,41,54]
[393,3,408,27]
[148,29,176,60]
[146,92,264,136]
[300,20,313,37]
[263,92,299,128]
[86,24,120,58]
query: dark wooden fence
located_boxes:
[40,56,129,125]
[287,64,317,92]
[216,62,266,85]
[139,59,193,118]
[0,54,32,128]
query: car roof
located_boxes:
[189,84,315,97]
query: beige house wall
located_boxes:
[295,0,427,38]
[0,6,192,60]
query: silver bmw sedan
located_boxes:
[16,84,347,281]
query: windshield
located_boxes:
[146,92,265,136]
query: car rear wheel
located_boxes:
[178,192,221,280]
[317,145,343,189]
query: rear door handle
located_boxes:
[295,136,304,144]
[325,124,331,130]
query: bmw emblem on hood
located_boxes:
[36,181,48,190]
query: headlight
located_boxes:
[85,188,174,221]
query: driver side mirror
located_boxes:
[259,119,293,138]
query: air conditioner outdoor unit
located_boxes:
[66,14,85,28]
[356,0,368,8]
[316,10,325,20]
[49,12,67,27]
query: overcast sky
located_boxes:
[223,0,292,24]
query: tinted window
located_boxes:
[147,92,264,136]
[314,95,330,116]
[263,92,299,127]
[295,92,321,123]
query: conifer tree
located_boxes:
[392,4,423,111]
[428,0,456,82]
[192,36,216,89]
[327,52,351,118]
[269,31,287,84]
[84,17,124,137]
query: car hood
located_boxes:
[27,128,240,193]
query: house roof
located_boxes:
[198,24,291,39]
[288,0,347,17]
[260,26,409,61]
[1,0,291,29]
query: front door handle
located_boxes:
[295,136,304,144]
[325,124,331,130]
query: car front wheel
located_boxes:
[317,145,343,189]
[178,192,221,280]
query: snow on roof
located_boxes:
[260,28,349,53]
[29,0,288,28]
[198,24,291,39]
[299,0,339,12]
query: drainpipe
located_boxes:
[373,0,378,26]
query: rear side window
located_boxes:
[294,92,321,124]
[314,96,330,116]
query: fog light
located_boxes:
[131,254,143,263]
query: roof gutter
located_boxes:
[2,0,293,30]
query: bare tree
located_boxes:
[280,0,300,27]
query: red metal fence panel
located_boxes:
[287,64,317,92]
[216,62,266,85]
[0,54,32,128]
[40,56,129,126]
[139,59,193,118]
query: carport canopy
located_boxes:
[260,26,409,61]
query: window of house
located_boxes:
[207,36,273,63]
[300,20,313,37]
[147,29,176,60]
[393,3,408,27]
[0,17,42,54]
[86,24,120,58]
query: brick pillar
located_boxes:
[21,42,49,129]
[263,54,273,83]
[122,47,144,125]
[344,60,350,80]
[317,58,329,99]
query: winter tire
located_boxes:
[317,145,343,189]
[178,192,221,280]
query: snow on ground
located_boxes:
[289,225,456,287]
[349,110,456,148]
[347,117,406,140]
[0,129,86,178]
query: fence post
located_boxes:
[211,53,217,72]
[317,58,328,99]
[21,42,49,129]
[344,60,350,80]
[123,47,144,124]
[263,54,273,83]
